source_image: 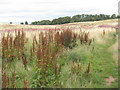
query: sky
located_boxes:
[0,0,119,24]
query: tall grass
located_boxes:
[1,28,93,88]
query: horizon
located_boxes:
[0,14,117,24]
[0,0,119,23]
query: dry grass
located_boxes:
[0,19,117,51]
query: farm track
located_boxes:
[108,40,118,65]
[103,40,118,86]
[99,36,118,87]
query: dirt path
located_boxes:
[104,39,118,86]
[108,38,118,65]
[104,76,117,86]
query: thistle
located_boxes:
[22,53,27,70]
[78,62,81,72]
[7,76,10,88]
[2,72,7,88]
[85,63,90,74]
[54,62,57,78]
[9,36,13,48]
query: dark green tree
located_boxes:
[20,22,24,25]
[10,22,12,24]
[51,16,71,25]
[25,21,28,25]
[38,20,51,25]
[111,14,116,19]
[31,14,117,25]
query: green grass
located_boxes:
[4,32,118,88]
[59,32,118,88]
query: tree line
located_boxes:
[31,14,118,25]
[10,14,119,25]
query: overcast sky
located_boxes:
[0,0,119,23]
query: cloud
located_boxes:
[0,0,119,23]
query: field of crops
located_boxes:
[0,19,118,88]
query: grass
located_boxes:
[1,29,118,88]
[59,32,118,88]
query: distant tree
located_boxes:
[31,14,117,25]
[51,19,60,25]
[31,21,38,25]
[51,16,71,25]
[111,14,116,19]
[81,14,85,18]
[20,22,24,25]
[38,20,51,25]
[99,14,106,20]
[71,15,81,22]
[31,20,51,25]
[117,15,120,18]
[105,15,110,19]
[25,21,28,25]
[10,22,12,24]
